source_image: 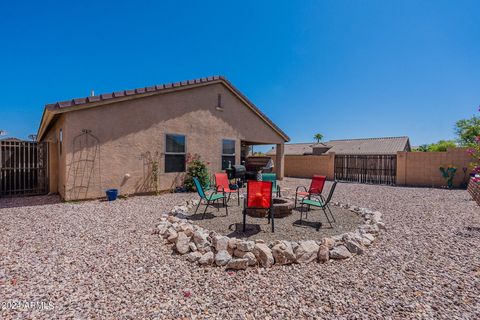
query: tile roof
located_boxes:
[46,76,225,110]
[40,76,289,142]
[267,136,411,155]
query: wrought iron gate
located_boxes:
[334,155,397,185]
[0,140,49,196]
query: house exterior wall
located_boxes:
[396,148,472,188]
[42,114,66,198]
[44,83,285,200]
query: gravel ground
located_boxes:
[189,199,362,242]
[1,178,479,319]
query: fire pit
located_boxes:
[246,197,294,218]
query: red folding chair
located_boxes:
[242,180,274,233]
[215,173,240,205]
[295,175,327,208]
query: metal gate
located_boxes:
[0,140,49,196]
[334,155,396,185]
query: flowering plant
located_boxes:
[467,107,480,177]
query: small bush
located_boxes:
[184,154,209,191]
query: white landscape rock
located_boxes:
[344,239,365,255]
[226,258,249,270]
[236,240,255,252]
[213,236,230,252]
[166,228,178,243]
[253,243,274,268]
[198,251,214,265]
[161,198,385,270]
[295,240,320,264]
[175,232,191,254]
[193,230,210,249]
[215,250,232,266]
[186,251,203,262]
[321,237,336,249]
[317,245,329,263]
[330,245,352,260]
[272,241,296,265]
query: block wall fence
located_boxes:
[264,148,473,188]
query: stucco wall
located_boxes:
[48,83,285,200]
[269,154,335,180]
[396,148,472,188]
[41,115,66,198]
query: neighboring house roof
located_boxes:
[37,76,289,142]
[0,137,23,142]
[267,136,411,155]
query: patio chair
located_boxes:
[261,173,281,197]
[294,175,327,208]
[242,180,274,233]
[215,172,240,205]
[299,181,338,228]
[193,177,228,219]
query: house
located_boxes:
[38,76,289,200]
[267,136,411,156]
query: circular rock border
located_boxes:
[156,202,385,270]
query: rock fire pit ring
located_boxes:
[246,197,294,218]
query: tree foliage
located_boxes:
[427,140,457,152]
[313,133,323,143]
[455,116,480,147]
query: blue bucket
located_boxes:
[106,189,118,201]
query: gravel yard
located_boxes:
[1,178,479,319]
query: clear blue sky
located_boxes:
[1,0,479,146]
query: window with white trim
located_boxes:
[165,134,186,173]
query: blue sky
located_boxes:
[0,0,479,146]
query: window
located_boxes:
[59,129,63,155]
[221,139,235,170]
[165,134,186,172]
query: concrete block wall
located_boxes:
[396,148,472,188]
[269,154,335,180]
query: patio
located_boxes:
[0,178,479,319]
[187,193,364,243]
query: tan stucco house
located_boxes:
[37,76,289,200]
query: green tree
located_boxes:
[413,144,429,152]
[455,115,480,146]
[313,133,323,143]
[427,140,457,152]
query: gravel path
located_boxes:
[1,178,479,319]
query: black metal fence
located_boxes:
[334,155,397,185]
[0,141,49,196]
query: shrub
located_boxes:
[184,154,210,191]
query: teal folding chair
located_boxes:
[193,177,228,219]
[300,181,337,228]
[261,173,281,197]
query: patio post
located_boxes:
[275,143,285,180]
